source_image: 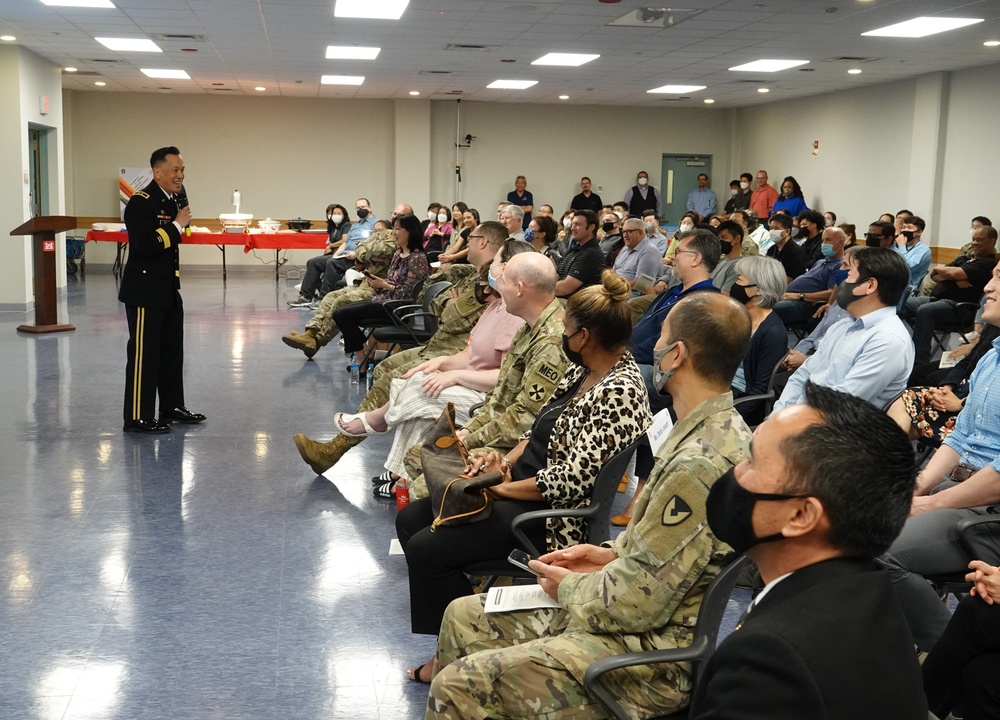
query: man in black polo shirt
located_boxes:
[903,224,998,364]
[569,177,603,213]
[554,209,605,298]
[766,213,807,282]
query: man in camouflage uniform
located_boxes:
[293,222,509,474]
[403,252,567,497]
[426,292,754,719]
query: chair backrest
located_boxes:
[585,440,641,546]
[421,280,452,312]
[695,556,750,663]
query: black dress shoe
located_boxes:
[161,407,207,424]
[123,419,171,434]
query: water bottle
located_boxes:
[395,475,410,510]
[350,354,359,386]
[365,368,373,391]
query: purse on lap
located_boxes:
[421,402,504,531]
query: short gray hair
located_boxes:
[504,204,525,221]
[734,255,786,309]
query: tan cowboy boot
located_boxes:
[282,329,319,359]
[293,433,363,475]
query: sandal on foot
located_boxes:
[406,662,432,684]
[373,479,396,499]
[371,470,395,485]
[334,411,388,438]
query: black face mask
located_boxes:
[602,222,617,234]
[729,282,756,306]
[719,240,733,255]
[706,468,807,554]
[474,283,492,305]
[836,278,867,310]
[864,233,882,247]
[356,208,370,219]
[562,328,585,367]
[902,230,915,242]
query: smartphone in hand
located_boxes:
[508,549,543,577]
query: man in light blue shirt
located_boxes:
[642,211,668,256]
[613,217,663,287]
[878,257,1000,652]
[686,173,717,220]
[337,197,378,260]
[892,215,932,296]
[774,247,913,412]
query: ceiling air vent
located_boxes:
[418,70,456,75]
[85,58,125,64]
[64,70,102,76]
[443,43,499,52]
[824,56,879,64]
[153,33,208,42]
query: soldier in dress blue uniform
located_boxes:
[120,146,205,433]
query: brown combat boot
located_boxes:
[282,329,319,359]
[293,433,363,475]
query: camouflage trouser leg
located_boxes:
[426,594,606,720]
[306,285,373,346]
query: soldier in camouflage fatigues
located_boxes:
[403,297,567,498]
[282,227,397,357]
[426,392,753,719]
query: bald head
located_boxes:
[506,252,557,296]
[822,226,846,257]
[394,203,413,216]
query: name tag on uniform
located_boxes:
[647,409,674,454]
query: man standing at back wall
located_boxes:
[119,146,205,434]
[570,176,603,213]
[750,169,779,220]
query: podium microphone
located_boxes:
[175,186,192,236]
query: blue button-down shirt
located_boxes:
[944,337,1000,472]
[893,241,932,291]
[686,188,718,218]
[343,215,377,252]
[775,305,915,412]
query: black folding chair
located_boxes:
[930,301,981,358]
[371,280,453,356]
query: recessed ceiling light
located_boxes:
[321,74,365,85]
[531,53,600,67]
[984,40,1000,47]
[325,45,381,60]
[140,68,190,79]
[94,81,106,86]
[487,79,537,90]
[647,84,706,94]
[408,90,420,95]
[862,17,983,38]
[848,68,863,74]
[255,86,266,91]
[96,37,161,52]
[704,98,715,104]
[758,88,770,93]
[334,0,408,20]
[41,0,115,6]
[0,35,15,42]
[729,59,809,72]
[64,66,77,72]
[558,94,569,100]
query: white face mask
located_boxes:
[971,227,978,237]
[638,177,648,187]
[562,218,572,229]
[679,223,694,233]
[740,182,750,190]
[825,218,834,227]
[437,213,449,223]
[730,189,738,196]
[428,210,438,221]
[331,214,343,224]
[769,229,784,242]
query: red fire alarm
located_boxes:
[43,240,55,252]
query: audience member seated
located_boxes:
[292,222,508,475]
[903,225,998,366]
[879,258,1000,652]
[772,175,809,218]
[839,222,858,248]
[765,212,807,282]
[423,292,753,718]
[732,208,771,254]
[774,247,913,412]
[710,220,745,292]
[730,256,788,425]
[291,202,352,305]
[772,226,846,328]
[795,210,826,267]
[331,213,429,372]
[662,211,699,266]
[527,214,562,262]
[823,209,837,228]
[689,383,927,720]
[892,215,932,294]
[423,204,453,254]
[597,210,624,265]
[281,218,396,358]
[288,198,376,307]
[437,208,478,268]
[864,219,895,248]
[554,210,606,298]
[500,204,526,242]
[397,270,651,683]
[924,558,1000,720]
[612,217,661,288]
[337,241,533,498]
[642,211,668,255]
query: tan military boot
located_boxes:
[292,433,363,475]
[282,329,319,359]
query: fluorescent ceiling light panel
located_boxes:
[862,16,982,38]
[140,68,190,79]
[41,0,116,7]
[321,74,365,85]
[487,80,537,90]
[97,37,161,52]
[531,53,599,67]
[334,0,408,20]
[729,59,809,72]
[325,45,380,60]
[647,84,706,93]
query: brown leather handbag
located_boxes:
[421,402,504,531]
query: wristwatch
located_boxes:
[799,292,805,301]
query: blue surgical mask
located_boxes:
[487,272,499,291]
[834,268,850,285]
[821,243,835,258]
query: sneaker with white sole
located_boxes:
[287,296,313,307]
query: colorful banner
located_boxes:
[119,166,153,220]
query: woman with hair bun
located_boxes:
[396,268,651,683]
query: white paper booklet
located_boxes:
[484,584,561,613]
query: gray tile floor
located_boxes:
[1,268,749,720]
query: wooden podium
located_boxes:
[10,215,78,334]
